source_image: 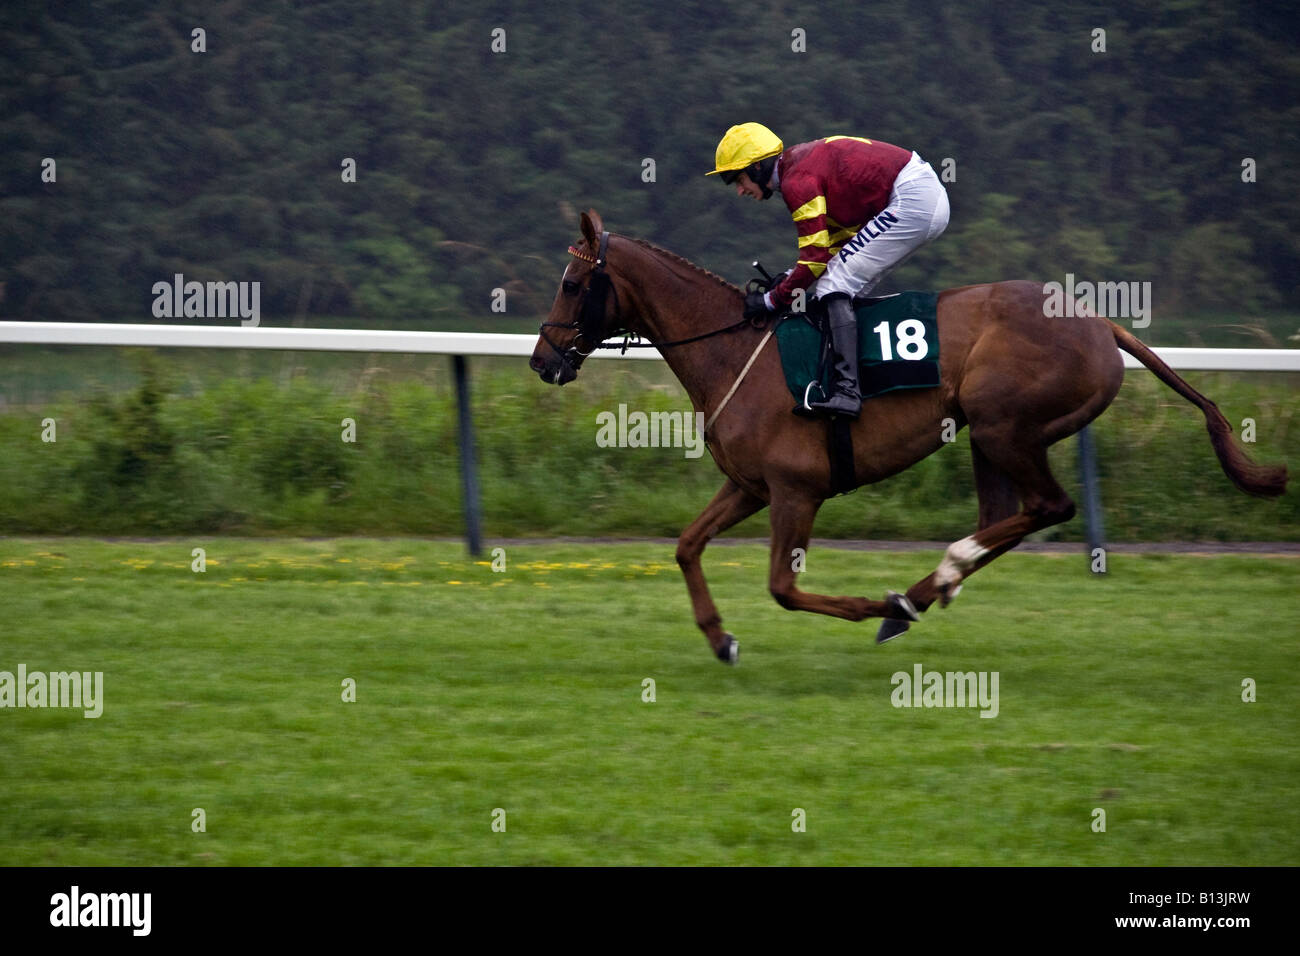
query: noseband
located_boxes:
[538,230,621,371]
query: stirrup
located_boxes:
[807,390,861,419]
[794,381,830,418]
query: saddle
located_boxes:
[746,264,940,495]
[775,290,941,410]
[774,290,942,495]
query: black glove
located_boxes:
[743,290,770,320]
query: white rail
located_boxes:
[2,320,1293,555]
[0,323,657,359]
[1,322,1298,371]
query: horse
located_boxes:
[529,209,1288,663]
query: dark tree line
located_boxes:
[2,0,1296,332]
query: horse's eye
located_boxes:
[562,280,580,296]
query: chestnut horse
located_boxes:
[530,210,1287,663]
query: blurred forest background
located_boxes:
[3,0,1297,338]
[1,1,1296,539]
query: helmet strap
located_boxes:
[749,155,779,199]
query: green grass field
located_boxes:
[1,538,1297,865]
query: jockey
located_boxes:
[708,123,950,418]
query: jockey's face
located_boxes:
[735,171,767,200]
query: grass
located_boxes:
[1,537,1297,865]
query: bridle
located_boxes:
[537,231,621,372]
[537,231,767,375]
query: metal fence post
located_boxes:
[1076,425,1105,561]
[453,354,483,557]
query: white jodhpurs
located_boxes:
[811,151,950,299]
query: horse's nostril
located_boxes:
[529,356,545,372]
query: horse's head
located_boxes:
[530,209,622,386]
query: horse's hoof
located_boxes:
[716,633,739,665]
[877,618,911,644]
[885,590,920,621]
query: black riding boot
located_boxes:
[807,293,862,419]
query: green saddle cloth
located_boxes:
[774,291,941,405]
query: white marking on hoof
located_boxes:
[934,536,988,591]
[717,634,739,664]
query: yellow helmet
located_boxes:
[706,123,783,180]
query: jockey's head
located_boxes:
[707,122,782,200]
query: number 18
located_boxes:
[872,319,929,361]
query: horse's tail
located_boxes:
[1109,322,1287,498]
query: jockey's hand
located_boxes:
[743,290,772,320]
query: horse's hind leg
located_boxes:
[766,488,915,623]
[955,441,1026,586]
[877,440,1024,642]
[903,438,1075,614]
[973,440,1020,530]
[676,479,767,662]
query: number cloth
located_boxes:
[774,292,941,403]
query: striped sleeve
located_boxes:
[769,174,833,307]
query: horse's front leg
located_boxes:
[676,479,767,663]
[766,489,916,624]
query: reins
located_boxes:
[609,316,760,354]
[541,231,768,355]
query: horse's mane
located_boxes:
[621,236,740,294]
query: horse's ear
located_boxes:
[580,209,604,246]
